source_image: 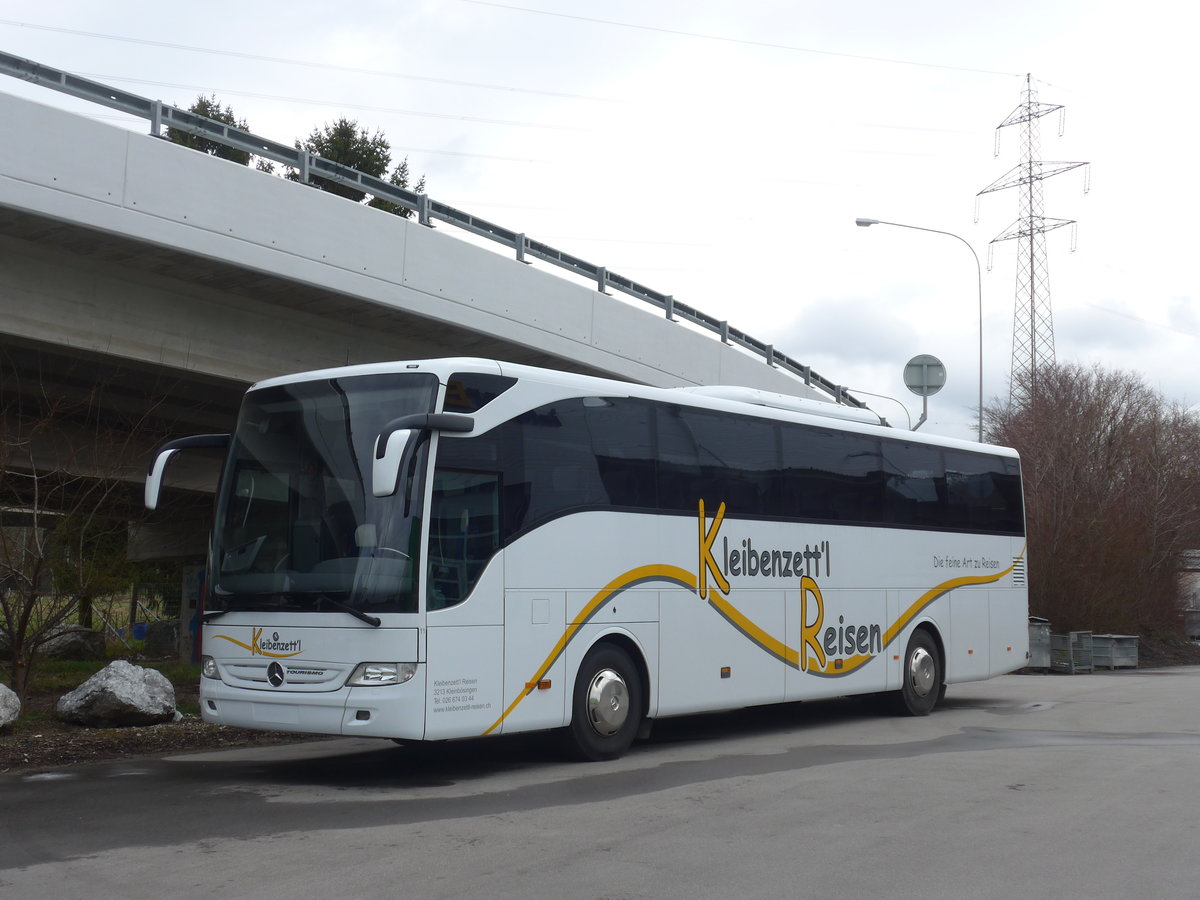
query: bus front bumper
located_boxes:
[199,668,427,740]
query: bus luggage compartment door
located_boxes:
[500,590,568,734]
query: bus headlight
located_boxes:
[201,655,220,680]
[347,662,417,686]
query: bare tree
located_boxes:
[0,364,158,703]
[987,363,1200,634]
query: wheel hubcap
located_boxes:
[585,667,628,736]
[908,646,936,698]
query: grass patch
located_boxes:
[24,660,107,694]
[150,662,202,686]
[2,658,201,695]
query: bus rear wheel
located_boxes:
[567,644,644,761]
[893,629,942,716]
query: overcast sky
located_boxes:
[2,1,1196,441]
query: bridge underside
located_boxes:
[0,206,623,388]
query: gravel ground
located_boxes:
[0,683,312,775]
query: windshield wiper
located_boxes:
[204,591,382,627]
[315,593,382,628]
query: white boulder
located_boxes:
[39,626,107,660]
[0,682,19,728]
[56,660,176,727]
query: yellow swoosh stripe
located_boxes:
[709,546,1026,677]
[808,550,1026,678]
[211,633,305,659]
[881,549,1025,649]
[482,564,695,735]
[482,546,1025,732]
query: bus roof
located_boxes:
[247,357,1016,457]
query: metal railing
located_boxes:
[0,51,865,408]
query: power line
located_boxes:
[1086,303,1199,338]
[0,18,617,103]
[458,0,1022,77]
[77,72,585,132]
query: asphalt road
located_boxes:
[3,667,1199,899]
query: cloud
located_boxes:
[1067,304,1167,352]
[774,294,922,367]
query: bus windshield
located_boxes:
[210,372,438,615]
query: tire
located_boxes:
[567,643,644,761]
[892,629,942,716]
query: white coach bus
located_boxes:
[146,358,1028,760]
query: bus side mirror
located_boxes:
[145,449,178,511]
[144,434,231,510]
[372,413,474,498]
[372,428,415,498]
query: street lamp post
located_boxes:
[855,217,984,443]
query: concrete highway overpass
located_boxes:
[0,78,859,565]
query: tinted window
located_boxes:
[586,398,658,509]
[428,469,501,609]
[778,425,883,523]
[881,441,944,527]
[443,373,517,413]
[512,402,612,529]
[657,406,777,514]
[944,449,1023,532]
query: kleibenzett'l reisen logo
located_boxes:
[487,500,1021,735]
[212,626,304,658]
[697,498,868,674]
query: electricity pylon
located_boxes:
[978,74,1089,406]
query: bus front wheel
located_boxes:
[893,629,942,716]
[568,643,644,761]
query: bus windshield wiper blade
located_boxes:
[201,609,230,623]
[316,594,382,628]
[211,591,381,626]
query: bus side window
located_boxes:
[519,410,609,525]
[428,469,501,610]
[881,441,945,527]
[443,372,517,413]
[944,450,1023,533]
[658,406,777,516]
[587,398,657,510]
[779,425,883,524]
[429,431,503,610]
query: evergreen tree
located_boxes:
[290,117,424,217]
[166,95,252,166]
